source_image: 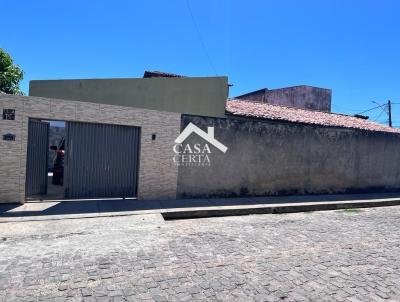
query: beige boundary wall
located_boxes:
[0,94,181,203]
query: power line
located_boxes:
[333,101,400,114]
[355,105,383,115]
[371,101,389,123]
[367,100,393,127]
[371,110,386,122]
[372,101,387,113]
[331,104,365,112]
[185,0,217,75]
[353,100,396,127]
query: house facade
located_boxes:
[0,73,399,204]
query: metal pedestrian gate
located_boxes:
[26,120,49,196]
[64,122,140,199]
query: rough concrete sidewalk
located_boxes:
[1,192,400,222]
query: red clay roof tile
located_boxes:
[226,99,400,134]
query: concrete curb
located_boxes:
[2,197,400,223]
[161,198,400,220]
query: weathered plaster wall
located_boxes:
[236,86,332,112]
[0,94,181,203]
[265,86,331,112]
[177,115,400,198]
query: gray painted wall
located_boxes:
[29,77,228,118]
[177,114,400,198]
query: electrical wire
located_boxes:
[371,110,386,122]
[331,104,364,112]
[355,105,384,115]
[186,0,217,75]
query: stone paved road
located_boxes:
[1,207,400,301]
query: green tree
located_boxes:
[0,48,24,95]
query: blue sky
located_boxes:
[2,0,400,126]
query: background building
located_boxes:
[235,85,332,112]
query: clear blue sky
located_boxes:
[2,0,400,126]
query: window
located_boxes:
[2,109,15,120]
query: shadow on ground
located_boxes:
[1,192,400,218]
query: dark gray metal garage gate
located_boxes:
[64,122,140,199]
[25,120,49,196]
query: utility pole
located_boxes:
[388,100,392,127]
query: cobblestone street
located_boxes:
[1,207,400,301]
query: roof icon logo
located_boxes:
[175,123,228,153]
